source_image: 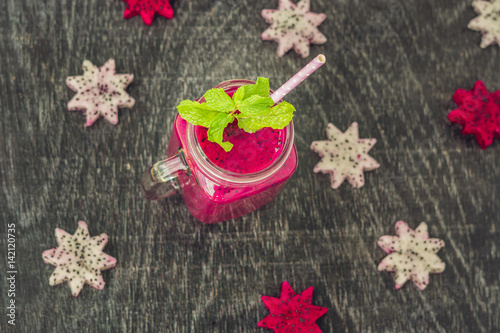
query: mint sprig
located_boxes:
[237,101,295,133]
[207,113,235,152]
[176,78,296,152]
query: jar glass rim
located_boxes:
[186,79,295,184]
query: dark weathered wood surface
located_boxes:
[1,0,499,332]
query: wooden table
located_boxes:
[1,0,498,331]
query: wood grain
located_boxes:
[0,0,499,332]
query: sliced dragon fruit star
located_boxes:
[377,221,445,290]
[42,221,117,297]
[66,58,135,127]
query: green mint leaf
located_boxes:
[243,77,270,100]
[203,88,235,113]
[232,86,245,104]
[236,101,295,133]
[176,100,223,127]
[176,78,296,151]
[237,95,274,116]
[207,113,235,152]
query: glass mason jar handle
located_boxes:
[141,149,189,200]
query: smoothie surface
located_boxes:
[196,120,285,174]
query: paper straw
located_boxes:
[271,54,326,103]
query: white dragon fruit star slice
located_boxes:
[261,0,327,58]
[310,122,380,189]
[42,221,117,297]
[377,221,446,290]
[66,58,135,126]
[468,0,500,48]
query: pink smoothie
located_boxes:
[196,120,285,174]
[166,81,297,223]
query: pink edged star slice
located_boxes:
[448,80,500,148]
[311,122,380,189]
[42,221,117,297]
[468,0,500,48]
[378,221,445,291]
[258,281,327,333]
[123,0,174,26]
[66,59,135,127]
[261,0,327,58]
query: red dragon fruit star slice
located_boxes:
[448,80,500,148]
[123,0,174,26]
[258,281,327,333]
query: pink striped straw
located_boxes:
[271,54,326,103]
